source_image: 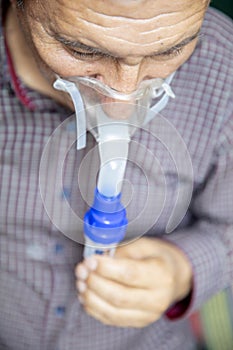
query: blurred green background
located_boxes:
[211,0,233,19]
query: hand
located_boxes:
[75,237,192,328]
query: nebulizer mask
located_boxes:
[54,73,175,257]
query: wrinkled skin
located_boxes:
[7,0,209,327]
[7,0,208,107]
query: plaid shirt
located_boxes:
[0,4,233,350]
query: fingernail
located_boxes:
[85,257,98,271]
[78,280,87,293]
[77,265,88,280]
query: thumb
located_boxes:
[115,237,162,259]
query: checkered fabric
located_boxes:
[0,3,233,350]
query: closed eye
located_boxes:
[63,32,200,61]
[66,46,184,61]
[64,46,111,61]
[155,46,184,58]
[152,34,201,59]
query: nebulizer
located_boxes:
[54,73,175,257]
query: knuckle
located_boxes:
[101,309,112,322]
[83,289,91,306]
[86,272,94,287]
[157,295,171,313]
[101,305,120,326]
[165,274,175,288]
[146,313,159,325]
[111,290,128,308]
[123,262,138,281]
[110,294,121,307]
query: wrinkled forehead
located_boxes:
[30,0,208,19]
[84,0,208,17]
[25,0,208,56]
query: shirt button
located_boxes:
[55,306,66,317]
[61,187,71,200]
[54,244,64,254]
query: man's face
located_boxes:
[15,0,208,93]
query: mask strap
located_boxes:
[161,71,176,98]
[143,71,176,125]
[54,78,87,150]
[151,72,176,99]
[162,82,176,99]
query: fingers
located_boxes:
[78,271,169,312]
[74,238,182,328]
[78,287,160,328]
[75,258,173,329]
[114,238,149,259]
[115,237,169,259]
[76,254,174,290]
[83,255,173,289]
[96,256,148,288]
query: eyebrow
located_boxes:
[52,30,200,58]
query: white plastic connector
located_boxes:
[53,78,87,150]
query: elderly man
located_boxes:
[1,0,233,349]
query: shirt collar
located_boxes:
[0,0,71,114]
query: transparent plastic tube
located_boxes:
[97,140,128,197]
[97,109,130,197]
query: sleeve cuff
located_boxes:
[165,289,193,320]
[163,221,228,317]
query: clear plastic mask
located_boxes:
[54,74,176,197]
[54,74,176,150]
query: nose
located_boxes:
[93,61,143,119]
[97,59,144,94]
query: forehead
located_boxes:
[50,0,205,18]
[31,0,207,55]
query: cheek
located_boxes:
[28,26,99,77]
[141,53,193,80]
[31,41,90,76]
